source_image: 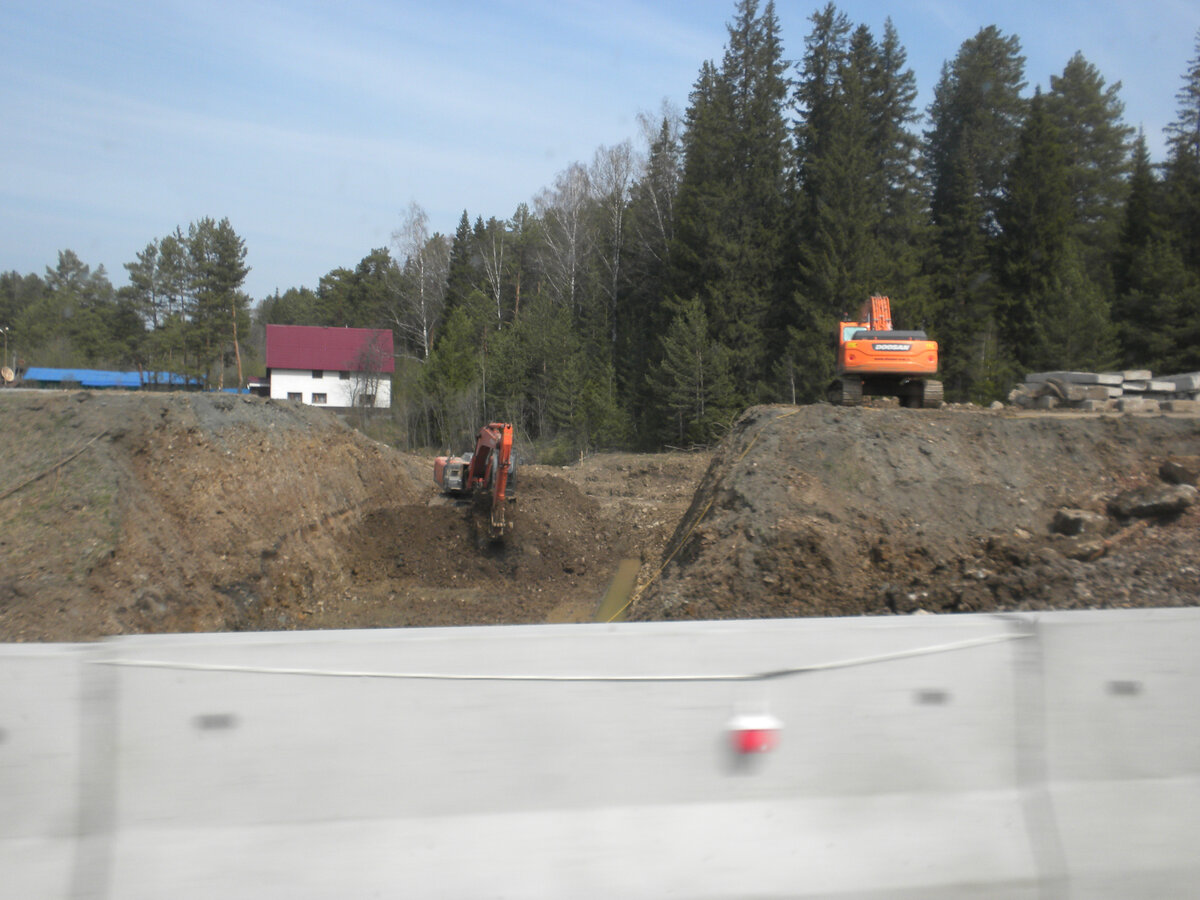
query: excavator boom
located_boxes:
[433,422,516,540]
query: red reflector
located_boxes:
[728,713,782,754]
[734,728,777,753]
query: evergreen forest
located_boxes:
[4,2,1200,458]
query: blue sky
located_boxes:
[2,0,1197,301]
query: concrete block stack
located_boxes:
[1008,370,1200,412]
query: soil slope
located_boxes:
[630,404,1200,621]
[2,391,1198,641]
[0,391,651,641]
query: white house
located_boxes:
[265,325,394,408]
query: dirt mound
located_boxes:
[631,404,1200,621]
[4,392,1199,641]
[0,391,630,641]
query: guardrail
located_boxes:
[3,609,1198,898]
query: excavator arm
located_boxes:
[473,423,514,538]
[433,422,516,540]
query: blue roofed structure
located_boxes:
[21,368,199,389]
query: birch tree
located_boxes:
[535,162,594,315]
[476,216,508,327]
[390,201,449,359]
[590,141,636,346]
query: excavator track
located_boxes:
[921,379,944,408]
[828,376,863,406]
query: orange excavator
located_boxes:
[829,295,942,408]
[434,422,516,540]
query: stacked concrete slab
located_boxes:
[1009,370,1200,412]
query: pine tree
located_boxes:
[670,0,789,404]
[123,241,165,329]
[1115,116,1200,371]
[421,305,484,447]
[443,210,478,321]
[871,19,931,324]
[1164,30,1200,272]
[1112,239,1196,371]
[1045,52,1133,262]
[786,9,927,400]
[25,250,117,364]
[670,60,727,306]
[622,114,682,440]
[348,248,400,329]
[997,89,1120,374]
[646,297,737,445]
[795,14,878,307]
[997,89,1072,365]
[0,271,46,362]
[505,203,540,323]
[924,26,1027,400]
[186,217,250,387]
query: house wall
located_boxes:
[269,368,391,408]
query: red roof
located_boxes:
[266,325,395,374]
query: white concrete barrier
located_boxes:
[1,610,1198,898]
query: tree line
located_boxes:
[1,217,250,388]
[4,2,1199,458]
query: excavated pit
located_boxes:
[1,392,1198,642]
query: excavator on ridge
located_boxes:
[433,422,516,540]
[829,295,942,408]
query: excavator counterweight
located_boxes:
[830,296,942,408]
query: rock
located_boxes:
[1160,456,1200,486]
[1107,484,1198,519]
[1052,508,1108,536]
[1063,539,1105,561]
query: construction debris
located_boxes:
[1051,508,1108,537]
[1008,370,1200,411]
[1160,456,1200,486]
[1107,483,1198,520]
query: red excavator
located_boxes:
[829,295,942,408]
[433,422,516,540]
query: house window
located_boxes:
[287,392,301,401]
[312,393,327,404]
[312,370,323,378]
[339,371,350,380]
[359,394,376,407]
